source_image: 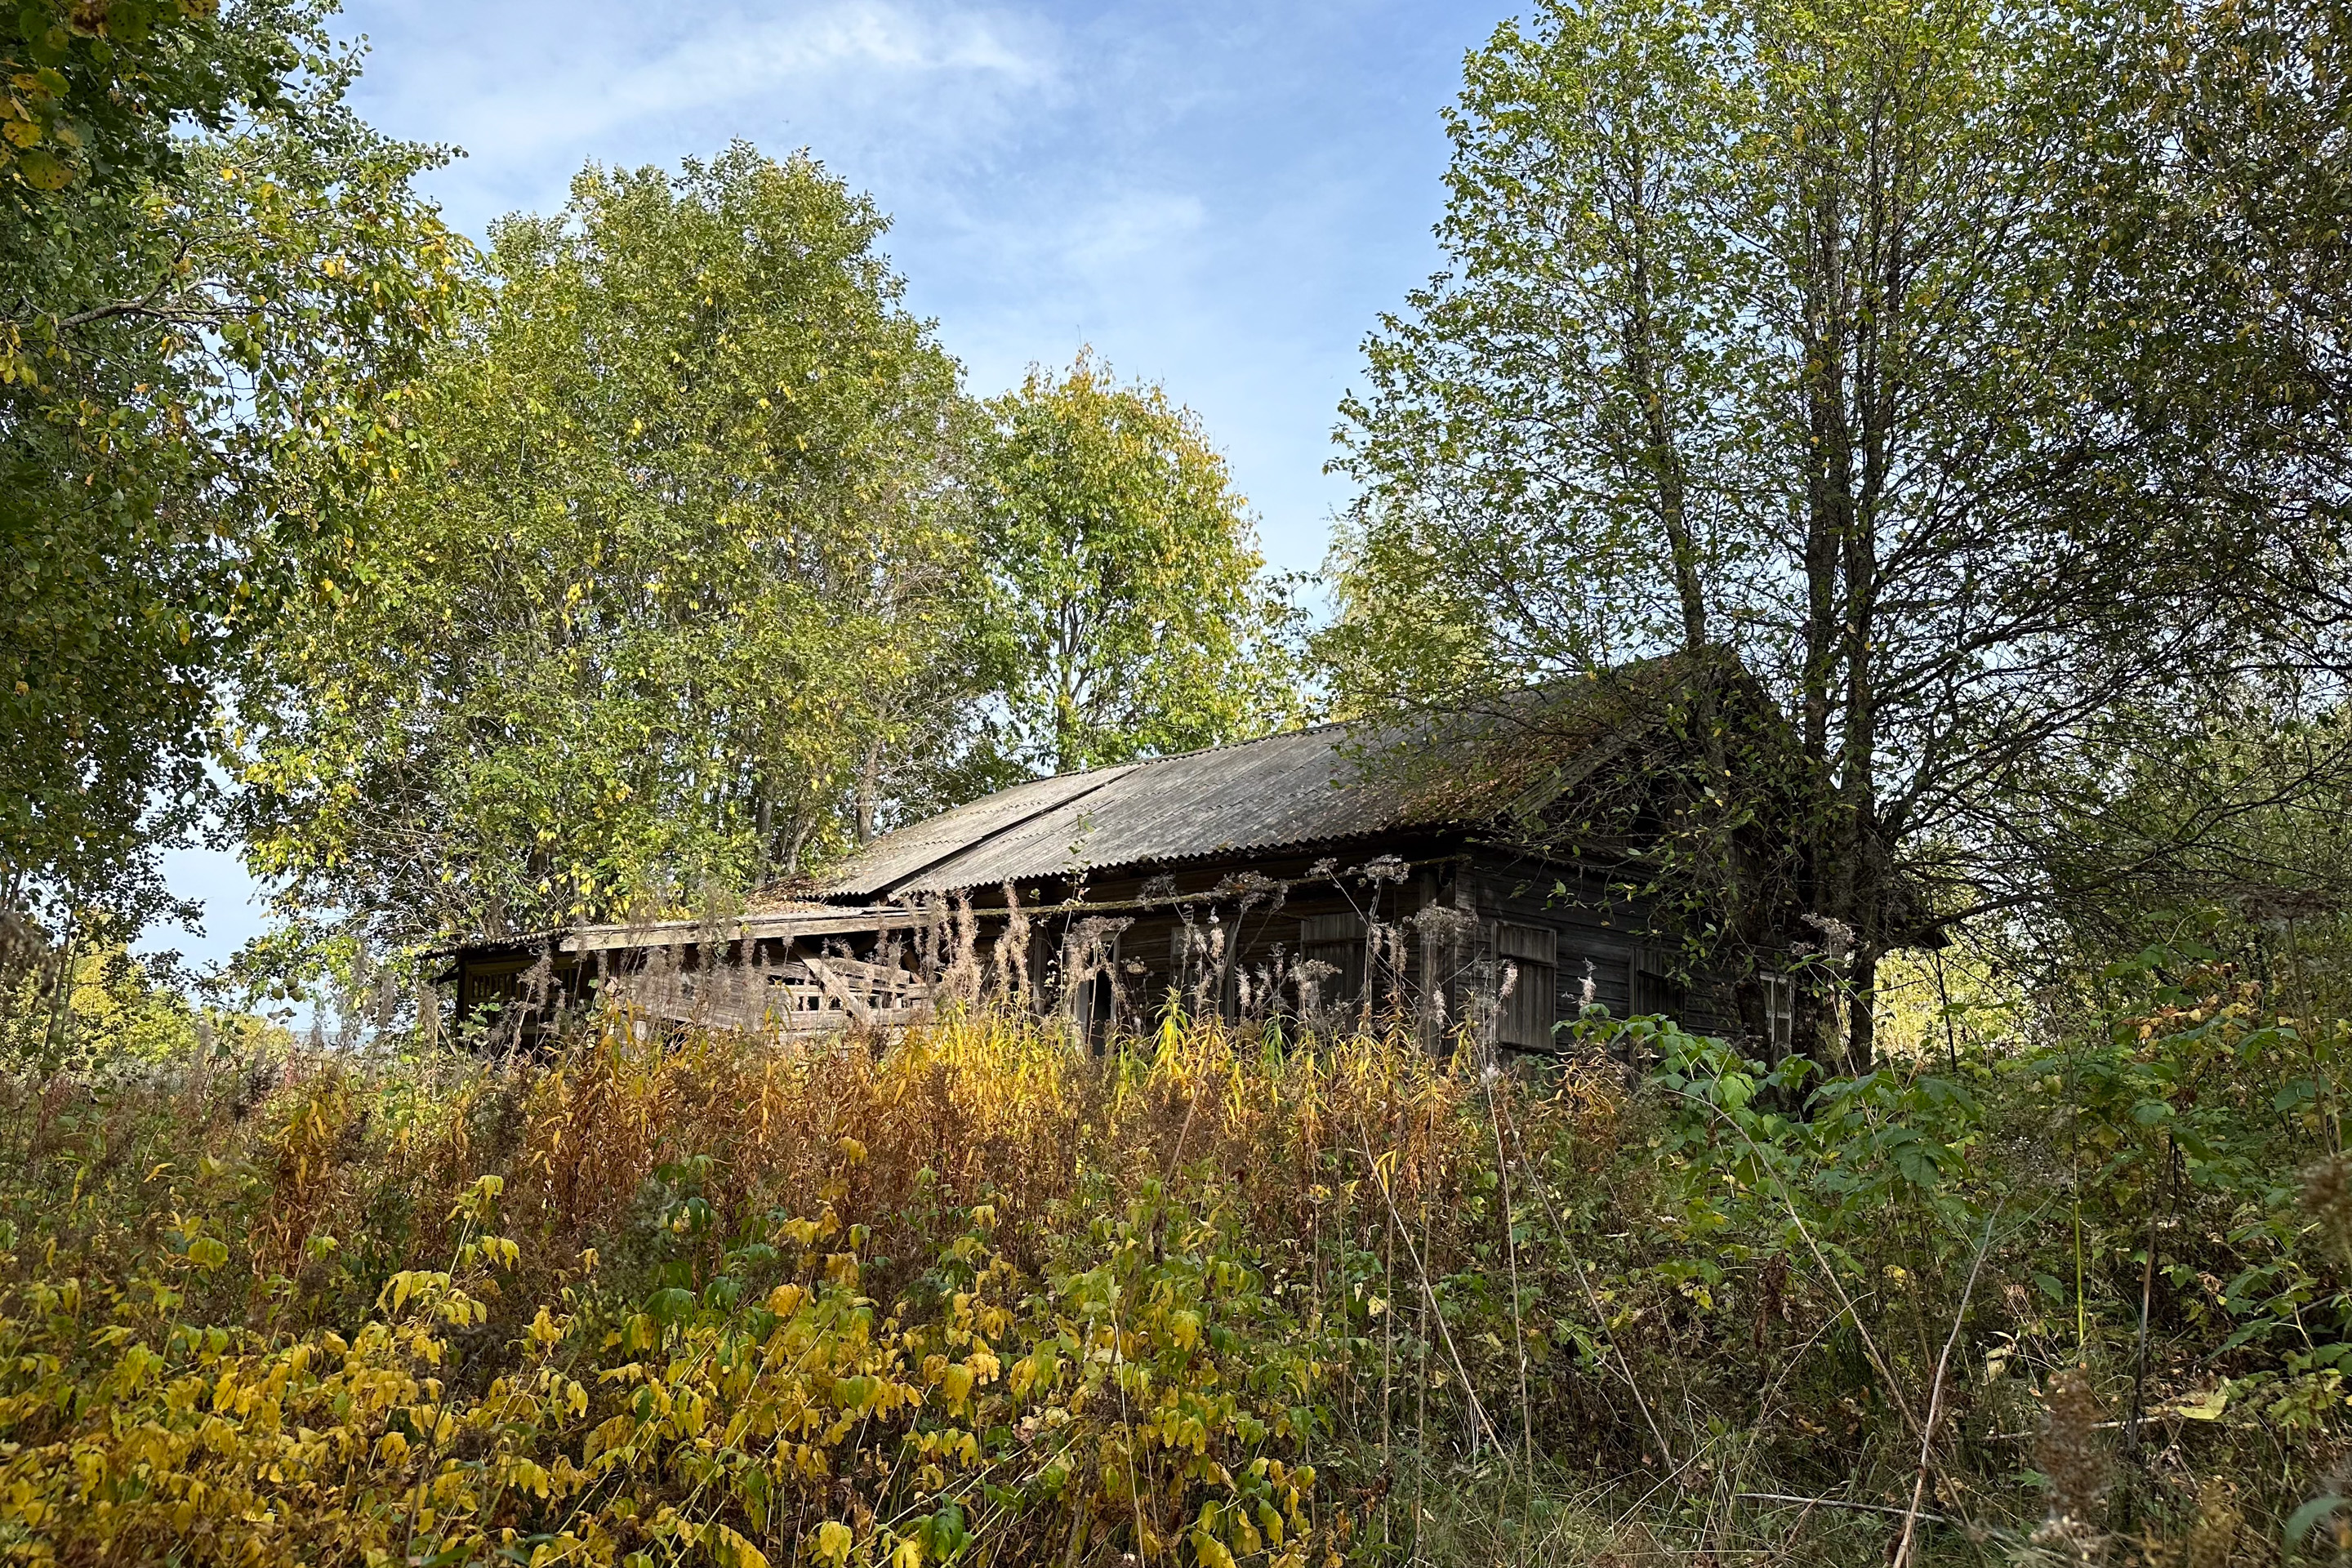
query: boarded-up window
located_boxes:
[1298,913,1366,1017]
[1496,923,1558,1049]
[1633,966,1686,1022]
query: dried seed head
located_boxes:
[2185,1476,2239,1568]
[2038,1365,2111,1530]
[2301,1154,2352,1265]
[1798,913,1855,962]
[1410,904,1477,945]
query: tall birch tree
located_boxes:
[975,353,1303,778]
[231,147,983,956]
[1330,0,2351,1071]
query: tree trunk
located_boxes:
[1845,943,1879,1077]
[1830,91,1911,1079]
[1619,135,1709,658]
[1794,166,1865,1081]
[42,915,77,1070]
[853,736,885,845]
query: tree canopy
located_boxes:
[1328,0,2352,1067]
[973,352,1303,779]
[227,162,1307,966]
[2,0,461,935]
[7,0,2344,1065]
[230,146,987,954]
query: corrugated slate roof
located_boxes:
[823,765,1143,896]
[826,724,1416,898]
[817,654,1736,900]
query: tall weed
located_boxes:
[0,974,2340,1565]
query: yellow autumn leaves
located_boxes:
[0,1032,1329,1567]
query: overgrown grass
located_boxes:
[0,961,2343,1566]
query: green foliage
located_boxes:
[1327,0,2352,1067]
[1651,1028,1986,1235]
[229,185,1312,973]
[0,1171,1318,1566]
[1,0,261,202]
[1635,948,2350,1547]
[231,145,982,953]
[1,0,461,927]
[2036,712,2352,965]
[7,4,2349,1557]
[0,937,288,1073]
[0,973,2343,1564]
[973,352,1305,778]
[0,1013,1363,1566]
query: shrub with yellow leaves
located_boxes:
[6,942,2351,1566]
[0,1014,1359,1567]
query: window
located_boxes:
[1495,923,1559,1049]
[1298,913,1367,1018]
[1761,973,1796,1055]
[1071,968,1116,1049]
[1067,929,1120,1049]
[461,959,528,1013]
[1633,966,1686,1022]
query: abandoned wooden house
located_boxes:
[439,655,1816,1058]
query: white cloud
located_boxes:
[492,2,1057,154]
[1058,188,1205,270]
[352,0,1063,214]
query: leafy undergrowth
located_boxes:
[0,963,2344,1566]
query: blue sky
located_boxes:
[153,0,1521,976]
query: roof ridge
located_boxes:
[1022,715,1361,786]
[1011,653,1723,786]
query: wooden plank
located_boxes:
[799,956,877,1024]
[591,958,942,1039]
[803,955,892,982]
[562,906,930,955]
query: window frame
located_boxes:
[1494,922,1559,1049]
[1761,973,1796,1055]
